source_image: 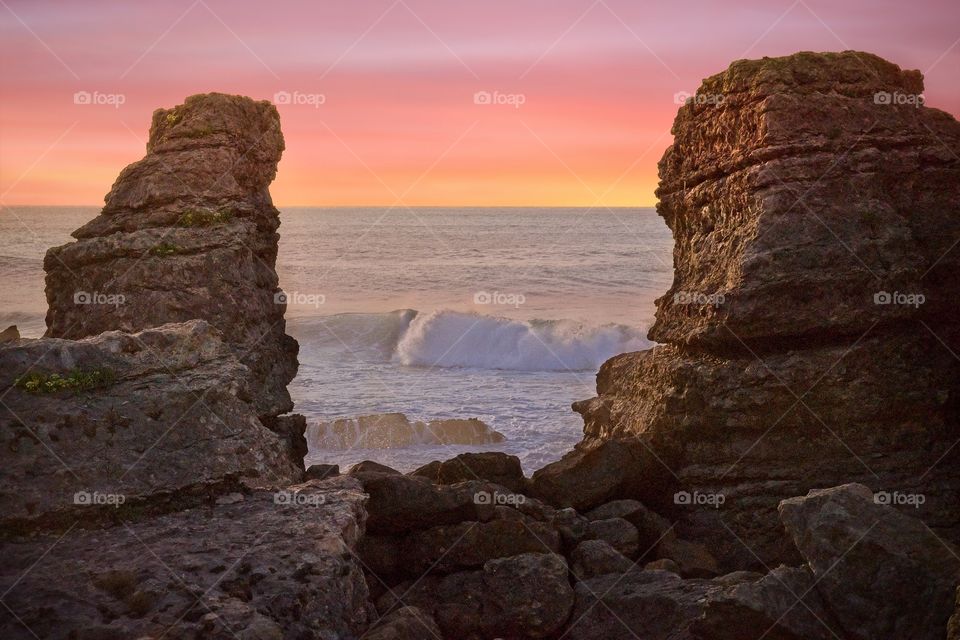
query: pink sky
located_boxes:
[1,0,958,206]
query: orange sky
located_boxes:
[1,0,958,207]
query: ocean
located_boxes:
[1,206,673,472]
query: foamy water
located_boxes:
[0,206,673,472]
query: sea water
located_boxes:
[0,206,673,472]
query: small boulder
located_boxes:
[435,452,527,492]
[0,325,19,344]
[348,460,401,475]
[587,518,640,559]
[571,539,634,579]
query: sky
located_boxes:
[1,0,958,207]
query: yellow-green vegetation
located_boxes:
[15,368,116,395]
[150,242,180,257]
[177,208,233,227]
[164,109,182,126]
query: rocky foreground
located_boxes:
[2,52,960,639]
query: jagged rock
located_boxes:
[348,460,401,475]
[0,325,19,343]
[0,477,372,639]
[587,517,640,558]
[379,553,574,639]
[586,499,674,553]
[572,51,960,568]
[433,452,527,492]
[304,463,339,480]
[553,507,591,550]
[571,539,634,579]
[567,567,843,640]
[43,93,298,421]
[0,320,301,532]
[363,606,442,640]
[779,483,960,640]
[530,438,676,512]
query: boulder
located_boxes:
[400,517,560,575]
[434,452,527,492]
[571,539,634,579]
[587,517,640,558]
[355,473,499,534]
[348,460,401,475]
[307,413,505,449]
[644,559,680,574]
[0,477,373,639]
[43,93,298,422]
[779,483,960,640]
[530,438,676,512]
[0,320,302,532]
[571,51,960,568]
[304,463,339,480]
[379,552,574,639]
[0,325,19,343]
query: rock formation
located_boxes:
[570,51,960,567]
[0,320,302,532]
[0,477,373,639]
[43,93,298,424]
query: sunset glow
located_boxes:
[1,0,958,206]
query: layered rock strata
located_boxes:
[44,93,299,423]
[571,51,960,567]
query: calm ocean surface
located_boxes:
[1,206,673,472]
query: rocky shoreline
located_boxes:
[2,51,960,639]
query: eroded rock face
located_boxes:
[0,477,372,640]
[573,51,960,568]
[44,93,298,421]
[0,320,302,533]
[779,483,960,640]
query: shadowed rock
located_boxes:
[571,51,960,568]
